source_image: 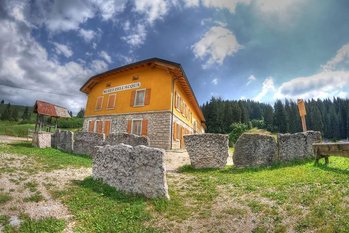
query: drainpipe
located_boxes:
[170,75,179,150]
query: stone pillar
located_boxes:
[32,132,52,148]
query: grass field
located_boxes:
[1,142,349,232]
[0,121,35,137]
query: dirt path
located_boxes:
[0,135,29,144]
[0,153,91,232]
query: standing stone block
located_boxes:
[51,130,74,153]
[184,134,229,169]
[93,144,169,199]
[278,131,322,161]
[233,133,277,168]
[105,133,149,147]
[73,132,105,156]
[32,132,52,148]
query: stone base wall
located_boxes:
[184,134,229,168]
[73,132,105,156]
[104,133,149,147]
[278,131,322,161]
[233,133,277,168]
[32,132,52,148]
[51,130,74,153]
[93,144,169,199]
[83,111,172,150]
[233,131,322,168]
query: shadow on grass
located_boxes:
[72,177,147,203]
[178,159,316,175]
[9,142,32,148]
[315,162,349,175]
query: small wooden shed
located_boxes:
[33,100,71,132]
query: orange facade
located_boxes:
[80,58,205,149]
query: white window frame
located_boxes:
[95,96,104,111]
[134,89,146,107]
[106,94,116,110]
[131,119,143,136]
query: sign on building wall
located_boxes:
[103,82,141,94]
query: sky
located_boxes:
[1,0,349,113]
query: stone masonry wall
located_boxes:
[104,133,149,147]
[32,132,52,148]
[73,132,105,156]
[183,134,229,168]
[83,111,172,150]
[233,131,322,168]
[51,130,74,153]
[233,133,277,168]
[93,144,169,199]
[278,131,322,161]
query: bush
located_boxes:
[229,123,249,146]
[57,117,83,129]
[251,119,265,129]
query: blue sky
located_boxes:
[1,0,349,113]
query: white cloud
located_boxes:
[211,78,218,85]
[79,28,97,42]
[254,77,275,102]
[246,75,256,86]
[99,51,112,64]
[275,71,349,100]
[91,0,127,21]
[121,23,147,47]
[52,42,73,58]
[0,18,109,113]
[201,0,252,13]
[134,0,168,24]
[322,43,349,71]
[192,26,242,68]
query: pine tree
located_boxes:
[10,108,19,121]
[1,103,11,120]
[263,105,274,131]
[77,108,85,118]
[0,100,4,104]
[274,100,288,133]
[21,107,30,120]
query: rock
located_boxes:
[184,133,229,169]
[233,133,277,168]
[104,133,149,147]
[32,132,51,148]
[73,132,105,156]
[92,144,169,199]
[278,131,322,161]
[51,130,74,153]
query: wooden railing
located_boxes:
[313,142,349,164]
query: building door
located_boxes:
[104,120,111,136]
[180,127,184,149]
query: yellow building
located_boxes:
[80,58,206,149]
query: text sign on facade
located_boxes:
[103,82,141,94]
[297,99,306,117]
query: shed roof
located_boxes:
[33,100,71,118]
[80,57,206,123]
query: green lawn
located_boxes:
[1,143,349,232]
[0,121,35,137]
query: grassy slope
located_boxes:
[2,143,349,232]
[0,121,35,137]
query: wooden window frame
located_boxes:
[95,96,104,111]
[175,93,181,111]
[106,94,116,110]
[131,119,143,136]
[88,120,95,133]
[176,123,181,141]
[134,89,146,107]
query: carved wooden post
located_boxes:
[297,99,307,132]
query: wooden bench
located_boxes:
[313,142,349,164]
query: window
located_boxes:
[106,94,116,110]
[134,89,145,106]
[176,124,181,140]
[96,121,103,134]
[132,120,142,136]
[95,96,103,111]
[175,93,180,110]
[88,120,95,133]
[104,120,111,136]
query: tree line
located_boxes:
[201,97,349,141]
[0,103,31,122]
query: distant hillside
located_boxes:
[0,103,35,120]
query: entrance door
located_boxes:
[104,120,111,136]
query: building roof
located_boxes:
[80,58,206,123]
[33,100,71,118]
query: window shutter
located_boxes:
[173,123,176,140]
[174,92,178,109]
[127,120,132,133]
[104,120,111,136]
[144,89,151,105]
[97,121,103,134]
[107,95,116,109]
[88,120,95,132]
[142,119,148,136]
[130,91,136,106]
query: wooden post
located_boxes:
[297,99,307,132]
